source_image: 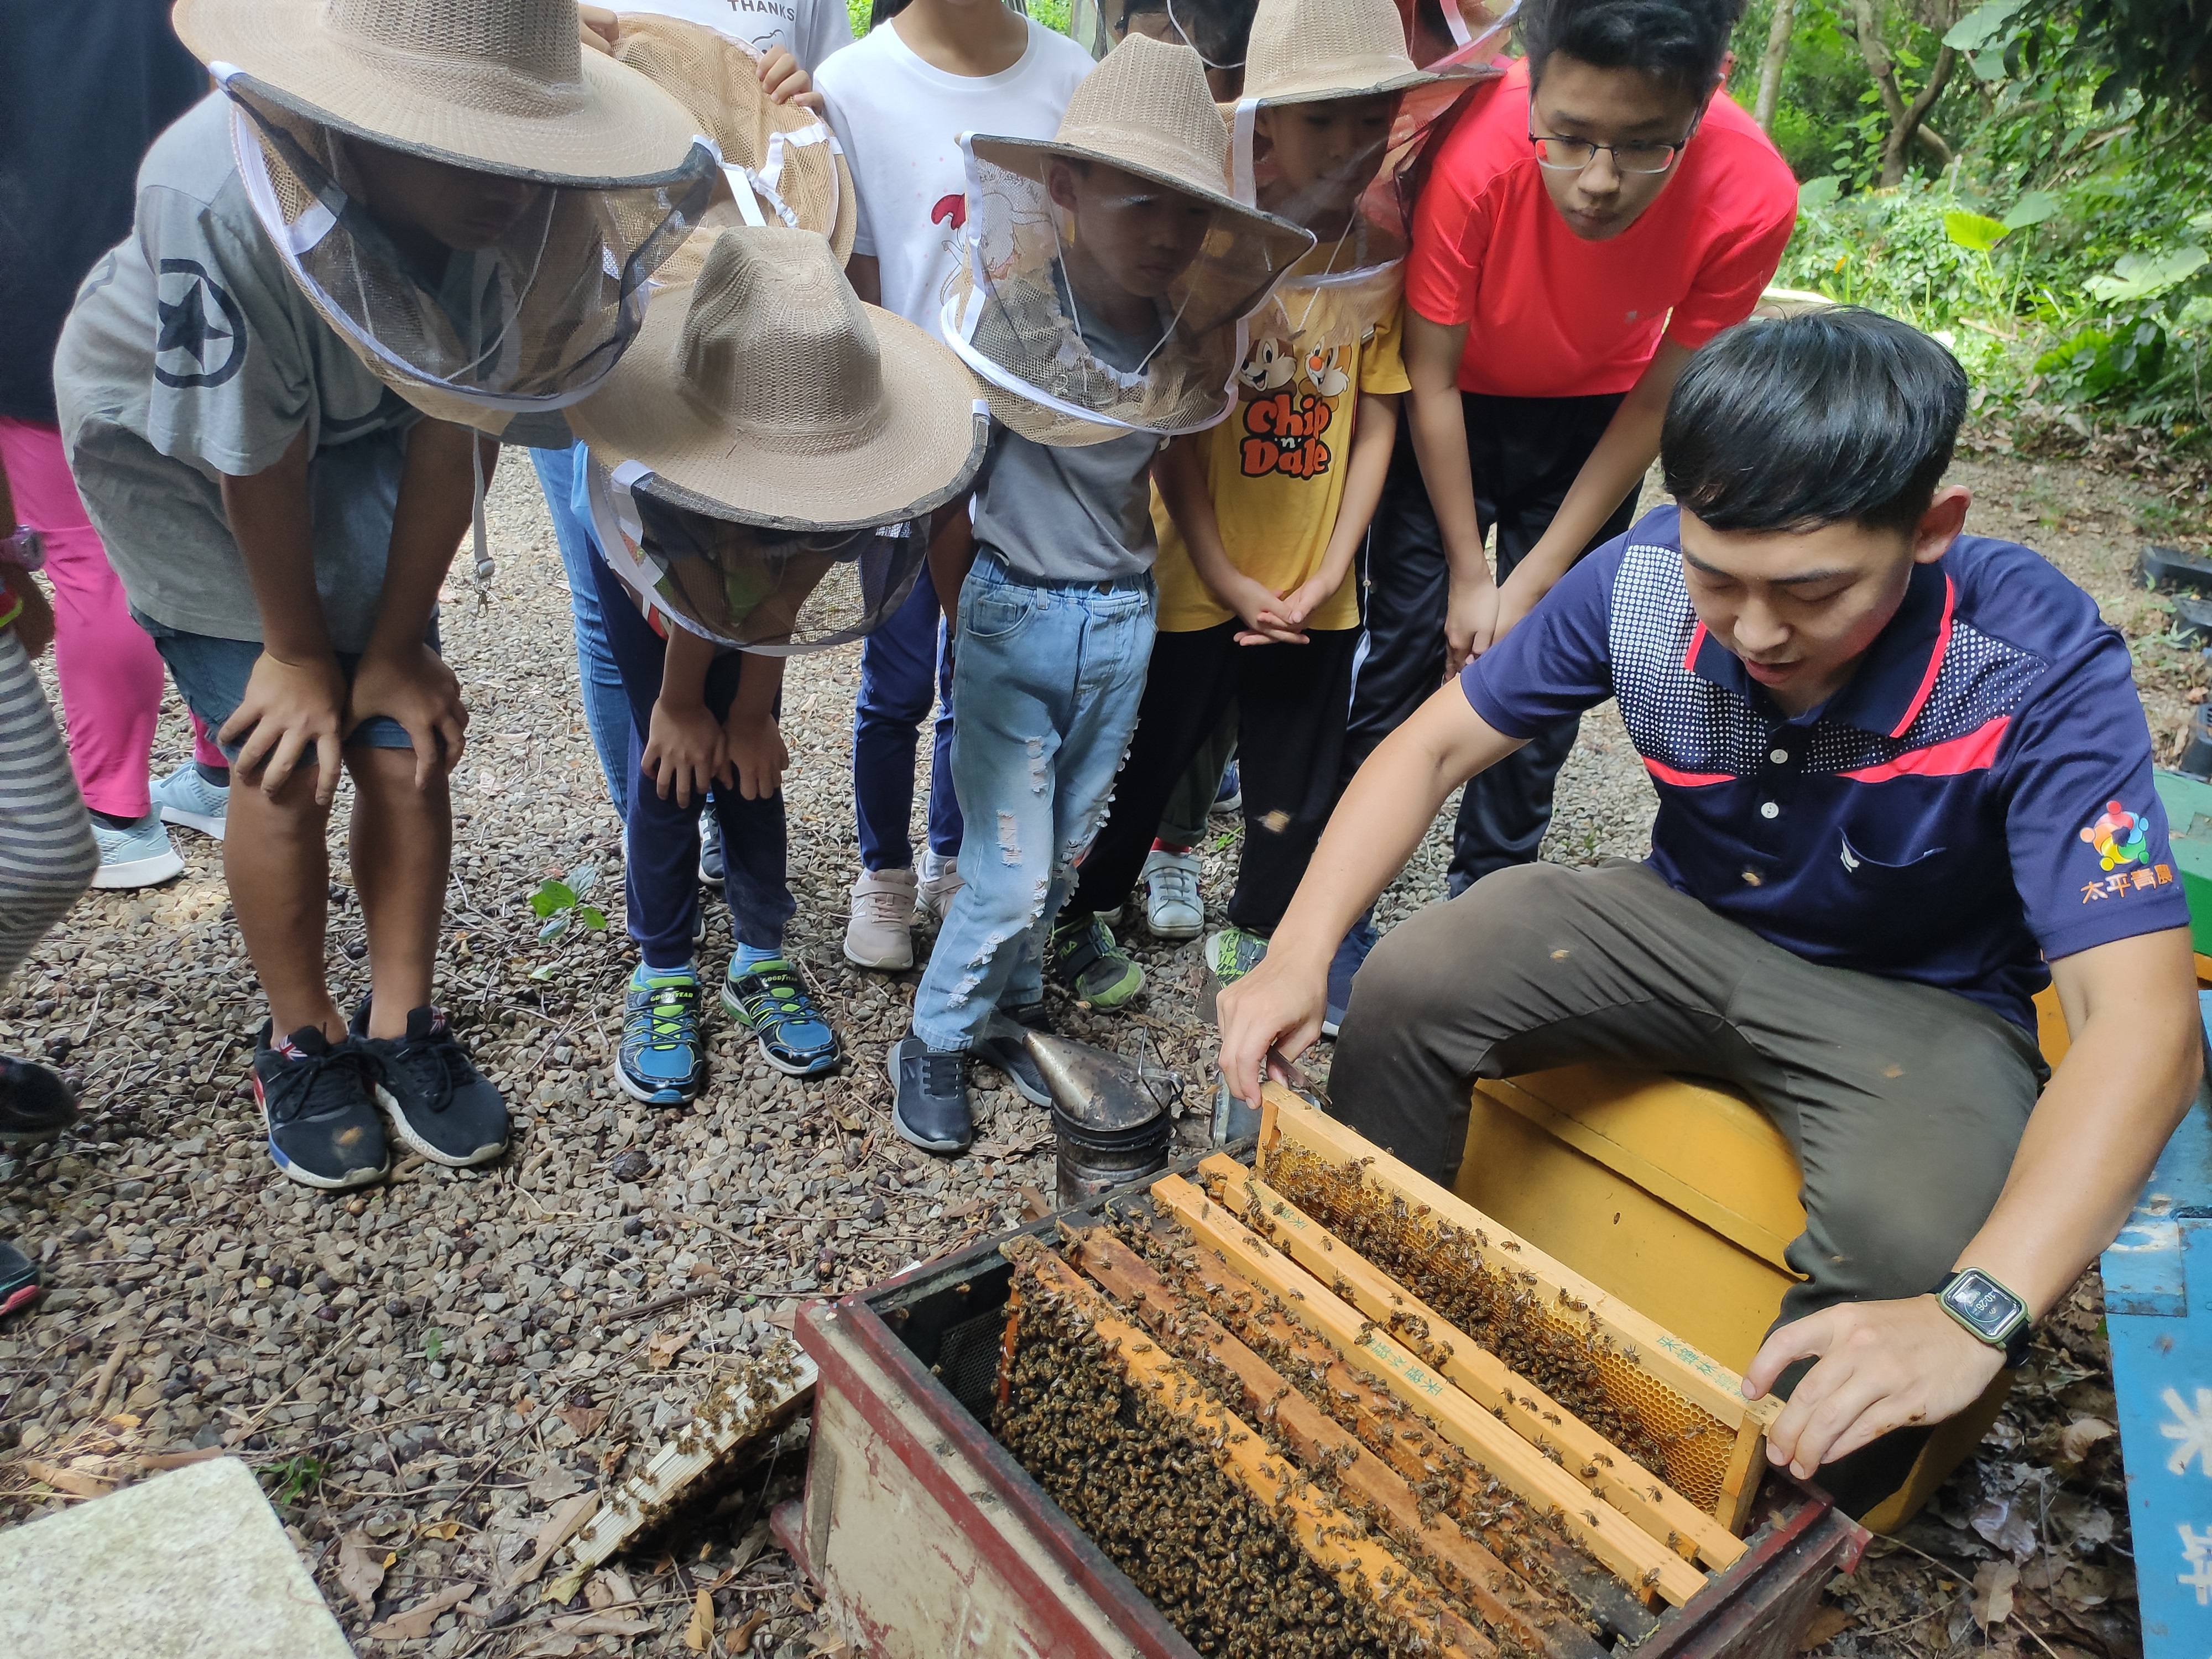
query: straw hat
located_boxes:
[568,228,987,530]
[173,0,705,186]
[1240,0,1489,105]
[968,35,1311,270]
[610,14,857,264]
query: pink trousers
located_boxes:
[0,417,224,818]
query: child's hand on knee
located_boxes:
[723,708,789,801]
[644,695,726,809]
[348,641,469,789]
[222,650,350,805]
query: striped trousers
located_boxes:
[0,627,97,988]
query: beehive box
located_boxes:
[781,1089,1866,1659]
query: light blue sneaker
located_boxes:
[90,813,183,890]
[150,761,228,839]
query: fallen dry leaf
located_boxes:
[418,1519,463,1542]
[549,1611,653,1636]
[22,1458,117,1499]
[557,1402,609,1440]
[646,1327,697,1370]
[336,1530,388,1613]
[367,1583,474,1640]
[135,1448,224,1473]
[1972,1559,2021,1630]
[526,1467,585,1504]
[684,1587,714,1652]
[729,1609,771,1652]
[2058,1415,2116,1463]
[730,1520,773,1575]
[1970,1494,2039,1562]
[1795,1605,1855,1651]
[504,1491,599,1591]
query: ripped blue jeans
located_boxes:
[911,555,1156,1051]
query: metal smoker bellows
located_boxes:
[1025,1031,1180,1208]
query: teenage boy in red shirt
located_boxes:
[1329,0,1795,1011]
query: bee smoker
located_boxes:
[1025,1032,1181,1210]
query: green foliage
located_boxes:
[258,1455,326,1506]
[424,1327,446,1362]
[1998,0,2212,121]
[529,864,607,972]
[1745,1,2212,444]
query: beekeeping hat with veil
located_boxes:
[606,13,857,273]
[173,0,721,574]
[1227,0,1500,351]
[943,35,1314,446]
[566,227,989,655]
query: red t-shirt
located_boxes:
[1406,59,1798,398]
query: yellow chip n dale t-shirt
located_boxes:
[1151,294,1410,634]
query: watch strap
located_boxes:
[1929,1271,2032,1369]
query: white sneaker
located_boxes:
[149,761,228,839]
[844,866,920,970]
[1142,847,1204,940]
[917,849,963,923]
[90,813,184,890]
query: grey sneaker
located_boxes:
[150,762,228,839]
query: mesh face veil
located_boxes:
[1227,0,1500,363]
[224,82,717,447]
[585,463,928,656]
[942,37,1314,447]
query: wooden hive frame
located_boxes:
[1257,1089,1778,1535]
[1009,1239,1498,1658]
[1067,1226,1611,1659]
[1151,1173,1709,1607]
[1199,1154,1746,1573]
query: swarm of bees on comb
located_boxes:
[984,1123,1766,1659]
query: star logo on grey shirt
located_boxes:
[152,258,246,389]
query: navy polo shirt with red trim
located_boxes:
[1462,505,2189,1030]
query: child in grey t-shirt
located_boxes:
[54,0,706,1194]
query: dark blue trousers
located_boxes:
[853,572,962,871]
[589,549,795,968]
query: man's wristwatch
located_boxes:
[0,526,44,571]
[1930,1269,2032,1369]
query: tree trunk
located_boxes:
[1848,0,1958,186]
[1755,0,1796,132]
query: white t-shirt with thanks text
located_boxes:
[626,0,853,70]
[813,15,1094,333]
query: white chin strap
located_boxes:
[723,121,843,232]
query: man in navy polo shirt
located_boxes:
[1217,309,2203,1514]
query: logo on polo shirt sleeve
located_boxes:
[2081,799,2148,870]
[2078,797,2173,901]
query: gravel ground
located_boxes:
[0,446,2187,1656]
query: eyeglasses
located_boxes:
[1527,129,1693,175]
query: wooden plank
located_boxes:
[548,1349,817,1603]
[1016,1244,1496,1659]
[1202,1154,1745,1573]
[1070,1229,1608,1659]
[1150,1174,1708,1608]
[1260,1089,1777,1435]
[1161,1223,1663,1646]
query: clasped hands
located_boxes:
[223,641,466,805]
[641,695,789,809]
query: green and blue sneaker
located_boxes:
[1048,912,1145,1010]
[618,963,707,1106]
[1202,926,1270,986]
[722,954,842,1077]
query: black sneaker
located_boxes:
[253,1024,389,1190]
[0,1056,79,1148]
[352,1003,510,1167]
[973,1001,1052,1107]
[888,1034,971,1154]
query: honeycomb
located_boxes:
[1260,1142,1739,1514]
[995,1263,1405,1658]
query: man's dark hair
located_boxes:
[1519,0,1741,105]
[1662,307,1969,535]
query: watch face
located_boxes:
[1943,1270,2023,1338]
